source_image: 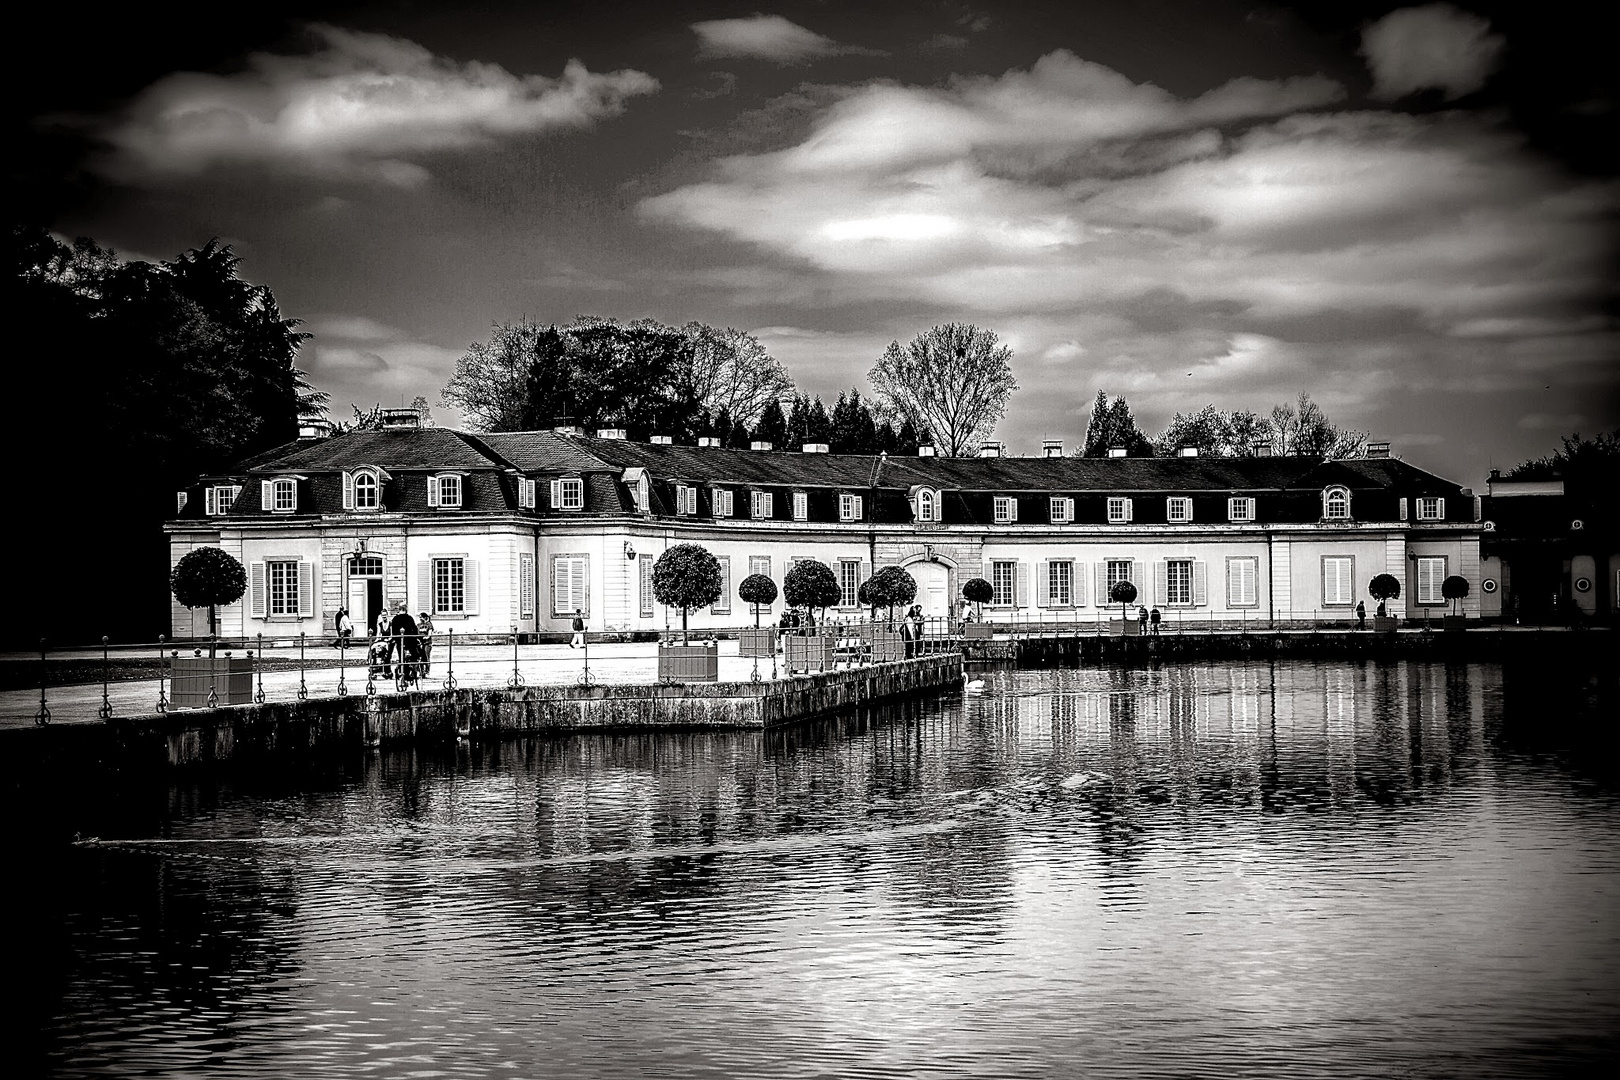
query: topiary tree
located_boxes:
[171,547,248,656]
[1109,579,1138,624]
[783,559,841,630]
[1368,573,1401,615]
[738,573,778,628]
[864,566,918,627]
[652,544,723,643]
[1441,574,1470,616]
[962,576,993,621]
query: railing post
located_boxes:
[35,638,50,726]
[254,632,266,704]
[337,632,347,697]
[98,635,113,720]
[443,627,457,691]
[507,625,524,689]
[578,628,595,687]
[156,634,169,713]
[298,631,309,701]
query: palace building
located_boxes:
[167,410,1485,639]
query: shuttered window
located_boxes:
[793,492,808,521]
[206,485,241,516]
[639,555,655,618]
[1416,556,1446,605]
[1167,497,1192,523]
[519,552,535,618]
[550,478,584,510]
[1417,497,1444,521]
[713,556,731,614]
[1047,561,1073,606]
[838,560,861,608]
[352,471,379,509]
[1107,497,1132,523]
[552,554,589,617]
[1049,497,1073,523]
[268,560,299,616]
[991,561,1017,606]
[752,491,774,519]
[1227,557,1258,607]
[1322,556,1354,606]
[676,485,697,515]
[839,493,863,521]
[713,489,733,517]
[1228,497,1255,522]
[518,478,536,509]
[434,558,466,614]
[994,496,1017,523]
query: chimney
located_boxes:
[1252,441,1272,457]
[1177,446,1200,457]
[751,440,773,451]
[650,435,673,445]
[979,442,1003,458]
[1365,441,1391,458]
[597,428,627,440]
[917,444,935,457]
[297,417,333,441]
[1042,440,1063,458]
[801,442,829,453]
[379,408,420,429]
[697,436,721,448]
[554,425,583,436]
[1107,447,1128,458]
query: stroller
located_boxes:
[393,633,425,692]
[367,635,394,683]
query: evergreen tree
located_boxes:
[829,390,855,452]
[852,394,878,453]
[895,418,920,455]
[728,418,752,449]
[711,406,733,444]
[785,393,810,449]
[807,396,832,443]
[1083,392,1154,457]
[753,399,788,448]
[875,421,898,454]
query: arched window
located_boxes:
[353,470,378,509]
[918,489,936,522]
[1323,486,1350,521]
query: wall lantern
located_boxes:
[624,541,637,561]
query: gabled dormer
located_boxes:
[622,468,650,514]
[1321,485,1352,522]
[909,484,943,524]
[341,465,392,511]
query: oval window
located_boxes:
[1574,577,1592,593]
[1481,578,1497,594]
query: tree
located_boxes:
[868,323,1017,457]
[679,323,794,428]
[1083,392,1154,457]
[652,544,723,643]
[1269,392,1366,459]
[727,417,753,449]
[1109,578,1138,623]
[785,393,810,450]
[738,573,778,628]
[1154,405,1269,457]
[1368,573,1401,611]
[807,396,832,444]
[171,548,248,656]
[1442,575,1470,616]
[752,399,788,448]
[1506,429,1620,486]
[783,560,841,628]
[962,577,993,620]
[863,566,918,627]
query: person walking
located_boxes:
[570,610,585,649]
[1355,600,1366,630]
[335,607,353,645]
[1149,607,1161,635]
[907,605,924,654]
[417,612,434,674]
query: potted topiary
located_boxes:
[1368,573,1401,632]
[169,546,252,707]
[1442,575,1470,631]
[737,573,778,657]
[1109,579,1139,635]
[863,565,916,661]
[783,559,840,672]
[653,544,723,682]
[961,577,994,638]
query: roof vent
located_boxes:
[1365,441,1391,458]
[1042,440,1063,458]
[597,428,627,440]
[751,441,773,451]
[979,442,1003,458]
[379,408,420,429]
[801,442,829,453]
[554,425,583,436]
[650,435,673,445]
[297,418,333,441]
[1107,447,1128,458]
[697,436,721,448]
[1253,442,1273,457]
[1177,446,1200,457]
[917,444,935,457]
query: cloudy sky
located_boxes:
[19,0,1616,484]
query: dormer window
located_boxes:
[261,477,298,514]
[713,488,734,517]
[341,467,385,512]
[993,496,1017,524]
[1228,497,1255,523]
[550,477,585,511]
[1323,486,1351,521]
[1050,497,1073,524]
[792,492,808,521]
[517,477,537,509]
[206,484,242,516]
[915,487,940,523]
[1107,496,1133,524]
[751,490,774,519]
[1416,496,1445,521]
[839,493,863,521]
[1166,497,1192,523]
[675,484,698,515]
[428,474,463,509]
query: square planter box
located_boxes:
[785,635,835,673]
[738,627,777,658]
[962,622,994,639]
[1109,619,1142,636]
[1374,616,1400,633]
[869,630,906,663]
[171,655,253,709]
[658,642,718,683]
[1443,615,1468,632]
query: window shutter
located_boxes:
[519,553,535,617]
[206,487,219,516]
[298,562,314,618]
[418,561,433,616]
[427,477,440,508]
[1016,563,1030,608]
[1155,561,1168,605]
[572,558,587,619]
[1399,497,1408,521]
[853,495,864,519]
[1125,498,1134,522]
[519,478,535,509]
[463,560,480,616]
[1193,561,1208,606]
[261,480,273,511]
[249,561,266,618]
[712,556,730,614]
[1096,563,1108,605]
[177,491,189,515]
[1132,561,1146,601]
[688,487,698,515]
[342,471,354,511]
[1073,562,1087,607]
[1436,497,1446,520]
[552,557,568,616]
[1035,562,1050,608]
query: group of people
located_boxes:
[1129,606,1163,634]
[335,603,434,685]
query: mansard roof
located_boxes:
[242,427,508,473]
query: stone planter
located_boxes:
[869,630,906,662]
[738,627,777,658]
[962,622,994,639]
[171,655,253,709]
[1443,615,1468,632]
[785,634,835,673]
[1374,616,1399,633]
[657,641,719,683]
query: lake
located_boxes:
[14,659,1619,1078]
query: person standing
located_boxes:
[570,610,585,649]
[1355,600,1366,630]
[1149,607,1161,635]
[1137,605,1148,634]
[417,612,434,674]
[336,607,353,644]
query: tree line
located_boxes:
[1082,391,1370,460]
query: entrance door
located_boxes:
[347,578,370,635]
[348,555,385,634]
[912,561,951,620]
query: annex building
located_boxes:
[167,412,1485,640]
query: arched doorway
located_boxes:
[909,560,952,620]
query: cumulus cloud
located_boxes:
[1360,4,1505,101]
[101,24,658,183]
[691,14,880,64]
